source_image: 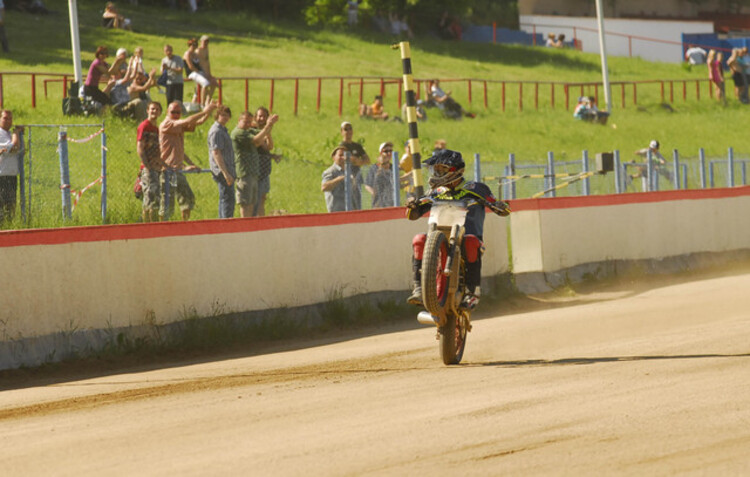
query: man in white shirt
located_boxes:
[685,44,707,65]
[0,109,22,223]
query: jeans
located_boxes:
[215,173,235,218]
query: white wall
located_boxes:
[0,209,510,342]
[520,15,714,63]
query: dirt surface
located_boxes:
[2,267,750,475]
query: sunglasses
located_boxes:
[169,110,181,115]
[382,149,393,154]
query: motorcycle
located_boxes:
[414,193,509,365]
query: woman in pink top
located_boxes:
[84,46,125,106]
[707,49,725,103]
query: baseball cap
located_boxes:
[116,48,128,57]
[379,142,393,153]
[341,121,352,130]
[200,35,210,42]
[649,140,659,149]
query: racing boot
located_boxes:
[407,281,423,306]
[460,287,480,310]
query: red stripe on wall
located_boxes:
[508,187,750,212]
[0,207,406,248]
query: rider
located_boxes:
[405,148,510,310]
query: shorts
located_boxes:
[141,168,161,212]
[732,71,746,87]
[159,170,195,218]
[258,175,270,196]
[236,175,258,206]
[189,71,211,88]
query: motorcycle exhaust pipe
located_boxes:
[417,311,439,325]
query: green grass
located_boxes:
[0,1,746,228]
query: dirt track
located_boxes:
[2,269,750,475]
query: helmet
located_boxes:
[424,149,465,188]
[649,140,659,150]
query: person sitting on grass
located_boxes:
[102,2,132,30]
[573,96,609,125]
[428,79,475,119]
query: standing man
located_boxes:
[0,109,22,223]
[338,121,369,210]
[231,110,278,218]
[161,44,184,107]
[252,106,281,217]
[365,142,396,208]
[207,104,235,219]
[322,146,358,213]
[196,35,219,107]
[137,101,166,223]
[159,99,217,221]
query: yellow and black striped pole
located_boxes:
[393,41,424,197]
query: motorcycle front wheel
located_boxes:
[440,312,467,365]
[422,230,449,316]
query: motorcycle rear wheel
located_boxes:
[422,231,449,316]
[440,312,467,365]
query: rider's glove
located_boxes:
[405,196,419,210]
[491,201,511,217]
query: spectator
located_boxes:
[322,146,359,213]
[0,109,22,223]
[399,141,416,200]
[389,12,413,39]
[127,46,145,78]
[231,110,278,218]
[428,79,475,119]
[347,0,361,27]
[372,10,390,33]
[360,95,389,120]
[183,38,211,107]
[120,69,157,121]
[252,106,281,217]
[573,96,608,125]
[102,2,132,30]
[433,138,447,153]
[437,11,461,41]
[0,0,10,53]
[161,44,184,106]
[159,99,217,221]
[685,44,707,65]
[631,139,672,184]
[196,35,219,107]
[137,101,166,223]
[84,46,126,107]
[707,49,725,104]
[365,142,396,208]
[187,0,197,12]
[401,99,427,122]
[338,121,369,210]
[546,33,562,48]
[207,104,235,219]
[727,47,749,104]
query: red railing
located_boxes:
[0,71,717,115]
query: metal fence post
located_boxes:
[58,130,72,220]
[546,151,555,197]
[742,161,747,186]
[709,160,715,188]
[163,169,172,219]
[344,152,352,211]
[614,150,622,194]
[699,148,706,189]
[646,149,655,192]
[392,150,400,206]
[672,149,680,190]
[501,165,510,200]
[728,147,735,187]
[474,153,481,182]
[101,126,107,223]
[582,150,590,196]
[18,130,26,222]
[509,153,516,199]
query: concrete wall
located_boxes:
[0,207,510,368]
[510,188,750,291]
[520,15,713,63]
[518,0,723,18]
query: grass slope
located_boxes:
[0,1,745,227]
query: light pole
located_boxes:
[68,0,83,86]
[595,0,612,113]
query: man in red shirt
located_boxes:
[137,101,167,222]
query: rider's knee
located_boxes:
[463,235,484,263]
[412,233,427,260]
